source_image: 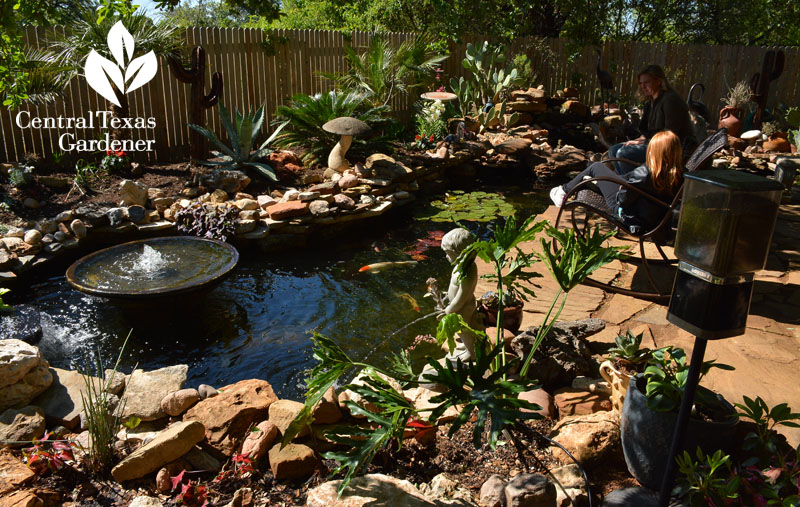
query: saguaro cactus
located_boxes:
[749,49,784,128]
[168,46,223,160]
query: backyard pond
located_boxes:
[19,184,551,399]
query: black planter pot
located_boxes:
[620,374,738,490]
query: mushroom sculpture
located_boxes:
[322,117,371,172]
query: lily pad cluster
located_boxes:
[413,190,516,222]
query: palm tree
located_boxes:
[45,8,182,140]
[321,35,447,108]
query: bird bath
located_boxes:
[65,236,239,302]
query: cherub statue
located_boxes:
[437,227,483,361]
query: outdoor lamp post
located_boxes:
[658,170,785,506]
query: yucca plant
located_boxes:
[272,90,395,166]
[321,35,447,108]
[189,103,287,181]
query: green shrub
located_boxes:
[8,163,34,188]
[272,91,397,166]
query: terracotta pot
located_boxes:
[599,360,633,412]
[764,136,791,153]
[480,301,524,333]
[718,106,744,137]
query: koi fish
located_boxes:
[359,261,418,273]
[397,293,421,312]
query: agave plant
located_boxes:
[320,35,447,108]
[190,103,287,181]
[272,90,396,165]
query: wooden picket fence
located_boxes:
[1,27,798,163]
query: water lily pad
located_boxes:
[412,191,517,223]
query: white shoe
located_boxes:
[549,186,566,207]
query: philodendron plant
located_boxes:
[281,217,625,496]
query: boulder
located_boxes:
[549,411,620,466]
[265,201,309,220]
[0,340,42,389]
[550,464,587,507]
[235,199,259,211]
[312,386,342,425]
[23,230,41,246]
[268,399,308,438]
[160,388,200,417]
[0,362,53,412]
[111,420,206,482]
[31,367,99,428]
[553,388,612,416]
[479,474,507,507]
[504,473,556,507]
[240,420,277,462]
[518,388,556,419]
[511,88,547,102]
[562,101,589,117]
[184,379,278,457]
[510,319,604,390]
[306,473,435,507]
[0,307,42,344]
[0,453,36,495]
[268,443,318,480]
[201,170,251,194]
[417,473,474,505]
[120,180,149,207]
[494,138,532,157]
[365,154,413,181]
[0,406,45,448]
[122,365,188,421]
[332,194,355,210]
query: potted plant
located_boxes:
[478,290,524,333]
[599,330,651,412]
[761,121,791,152]
[718,81,751,137]
[621,346,738,489]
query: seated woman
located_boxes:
[609,65,692,175]
[550,130,684,234]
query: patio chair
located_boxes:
[554,128,729,301]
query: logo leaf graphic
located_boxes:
[85,50,125,106]
[107,21,135,68]
[125,51,158,93]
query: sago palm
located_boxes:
[272,90,395,165]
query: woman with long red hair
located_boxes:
[550,130,684,233]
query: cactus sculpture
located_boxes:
[168,46,223,160]
[749,49,784,129]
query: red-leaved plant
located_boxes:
[22,432,75,475]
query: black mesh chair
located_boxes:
[554,128,729,300]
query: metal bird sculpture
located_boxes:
[596,49,614,116]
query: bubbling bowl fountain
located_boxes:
[66,237,239,304]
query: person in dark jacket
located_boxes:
[609,65,692,175]
[550,130,684,233]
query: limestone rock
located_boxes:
[333,193,355,210]
[0,362,52,412]
[184,379,278,457]
[0,340,42,389]
[307,473,436,507]
[265,201,309,220]
[480,474,506,507]
[268,443,318,480]
[23,230,41,246]
[120,180,148,207]
[235,199,259,211]
[549,411,620,466]
[70,219,88,239]
[312,386,342,425]
[122,365,188,421]
[338,173,359,189]
[103,369,126,396]
[550,464,587,507]
[518,388,556,419]
[504,473,556,507]
[553,388,612,416]
[269,399,308,438]
[0,406,45,447]
[30,367,100,428]
[510,319,604,390]
[417,473,474,505]
[341,370,403,417]
[201,170,251,194]
[240,420,277,462]
[198,384,218,399]
[111,420,206,482]
[128,496,164,507]
[224,487,254,507]
[160,388,200,417]
[309,200,331,217]
[184,445,222,472]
